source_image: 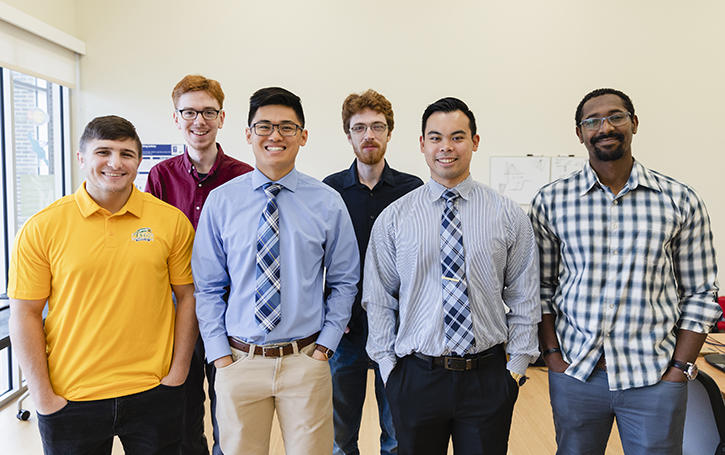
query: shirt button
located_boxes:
[198,183,202,187]
[369,192,374,197]
[369,215,375,220]
[196,206,201,210]
[613,199,619,205]
[611,223,618,230]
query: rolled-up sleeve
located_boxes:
[529,190,561,316]
[672,188,720,332]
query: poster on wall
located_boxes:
[134,144,184,191]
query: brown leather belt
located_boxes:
[227,332,318,358]
[412,344,504,372]
[595,353,607,370]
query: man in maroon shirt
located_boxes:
[146,74,252,455]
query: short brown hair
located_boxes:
[79,115,142,159]
[172,74,225,108]
[341,89,394,134]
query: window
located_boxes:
[0,68,71,407]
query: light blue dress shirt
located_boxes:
[193,168,360,363]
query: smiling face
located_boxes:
[420,110,479,188]
[78,137,141,209]
[347,108,391,165]
[174,90,225,156]
[576,93,638,164]
[246,105,308,181]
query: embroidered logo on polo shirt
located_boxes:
[131,227,154,242]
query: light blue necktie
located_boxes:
[255,183,283,332]
[441,189,475,355]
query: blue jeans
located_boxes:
[549,369,687,455]
[37,383,185,455]
[330,331,397,455]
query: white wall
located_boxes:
[71,0,724,281]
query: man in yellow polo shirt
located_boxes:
[8,115,197,454]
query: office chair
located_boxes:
[683,371,725,455]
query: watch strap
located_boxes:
[315,344,334,359]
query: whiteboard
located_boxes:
[489,156,550,205]
[551,156,587,181]
[489,155,587,206]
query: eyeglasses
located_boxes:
[579,112,631,131]
[251,121,303,137]
[349,122,388,135]
[177,109,222,121]
[350,122,388,135]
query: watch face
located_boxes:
[686,363,698,380]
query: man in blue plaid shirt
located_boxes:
[530,88,720,454]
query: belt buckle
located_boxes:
[443,357,471,371]
[262,345,285,357]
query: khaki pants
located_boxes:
[214,341,333,455]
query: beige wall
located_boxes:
[2,0,77,36]
[63,0,725,283]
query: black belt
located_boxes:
[412,344,503,371]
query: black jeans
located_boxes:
[37,383,185,455]
[183,336,222,455]
[385,346,518,455]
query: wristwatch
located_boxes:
[669,360,698,381]
[315,344,334,360]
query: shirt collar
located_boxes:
[425,175,474,202]
[579,159,662,197]
[252,167,299,193]
[74,182,144,218]
[182,143,225,177]
[342,159,395,189]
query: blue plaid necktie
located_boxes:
[255,183,283,332]
[440,189,475,355]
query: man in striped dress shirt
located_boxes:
[364,97,540,454]
[530,88,720,454]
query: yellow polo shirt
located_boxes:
[8,183,194,401]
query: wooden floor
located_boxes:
[0,367,625,454]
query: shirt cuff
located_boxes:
[317,325,344,352]
[678,318,713,334]
[507,354,534,376]
[378,356,397,384]
[204,334,232,363]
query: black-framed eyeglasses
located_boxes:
[177,109,222,121]
[349,122,388,135]
[579,112,631,131]
[251,121,303,137]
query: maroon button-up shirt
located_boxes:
[145,144,253,229]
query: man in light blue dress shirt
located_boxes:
[193,87,359,455]
[364,97,540,454]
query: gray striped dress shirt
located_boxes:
[363,176,541,382]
